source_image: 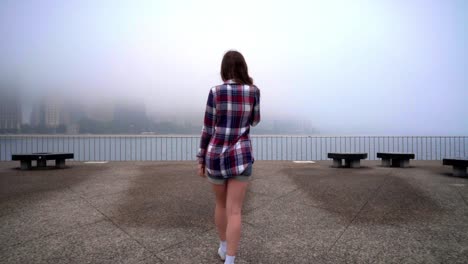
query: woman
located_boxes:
[197,50,260,264]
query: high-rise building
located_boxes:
[30,104,41,127]
[86,103,114,122]
[0,86,22,133]
[43,99,61,128]
[30,97,66,129]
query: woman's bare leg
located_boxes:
[226,179,249,256]
[212,183,228,241]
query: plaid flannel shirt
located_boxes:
[197,80,261,178]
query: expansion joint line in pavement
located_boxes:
[155,227,216,255]
[325,170,394,254]
[65,186,165,263]
[4,218,108,250]
[243,187,300,217]
[156,195,263,253]
[455,188,468,207]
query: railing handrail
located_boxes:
[0,134,467,138]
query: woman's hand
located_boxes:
[198,164,206,178]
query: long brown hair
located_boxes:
[220,50,253,85]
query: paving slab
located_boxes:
[244,195,349,257]
[155,228,227,264]
[0,220,159,264]
[0,196,105,248]
[355,169,468,228]
[242,191,277,213]
[248,178,298,198]
[0,162,106,199]
[0,170,69,199]
[0,188,80,218]
[325,223,468,264]
[85,187,184,217]
[110,202,214,253]
[156,224,322,264]
[284,164,388,217]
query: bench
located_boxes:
[327,153,368,168]
[376,152,415,168]
[443,158,468,177]
[12,152,74,170]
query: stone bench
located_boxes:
[327,153,368,168]
[12,152,74,170]
[443,158,468,177]
[376,152,415,168]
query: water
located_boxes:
[0,135,467,161]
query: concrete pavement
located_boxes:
[0,160,467,263]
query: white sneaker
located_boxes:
[218,247,226,261]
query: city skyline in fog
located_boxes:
[1,0,467,135]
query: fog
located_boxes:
[1,0,467,135]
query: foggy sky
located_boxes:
[1,0,467,135]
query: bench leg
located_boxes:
[400,159,410,168]
[391,159,409,168]
[453,166,467,177]
[37,159,47,168]
[350,160,361,168]
[56,159,66,169]
[381,159,391,167]
[345,159,361,168]
[332,159,342,168]
[20,160,32,170]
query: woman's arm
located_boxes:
[196,89,216,165]
[251,88,261,127]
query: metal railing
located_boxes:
[0,135,466,161]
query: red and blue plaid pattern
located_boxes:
[197,80,261,178]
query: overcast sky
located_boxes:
[1,0,467,135]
